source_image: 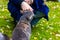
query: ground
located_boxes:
[0,0,60,40]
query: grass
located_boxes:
[0,0,60,40]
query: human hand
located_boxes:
[21,1,33,13]
[44,0,46,5]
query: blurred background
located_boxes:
[0,0,60,40]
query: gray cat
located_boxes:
[12,11,34,40]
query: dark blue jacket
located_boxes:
[8,0,49,21]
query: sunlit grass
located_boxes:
[0,1,60,40]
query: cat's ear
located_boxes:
[26,12,34,21]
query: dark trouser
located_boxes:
[13,10,45,26]
[31,11,45,26]
[15,10,45,26]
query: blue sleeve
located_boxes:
[35,0,49,14]
[10,0,24,5]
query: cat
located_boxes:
[12,11,34,40]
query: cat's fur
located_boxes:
[12,11,34,40]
